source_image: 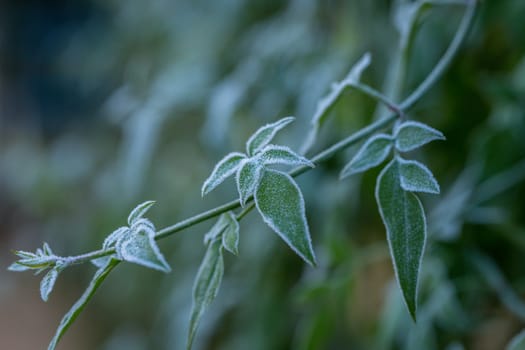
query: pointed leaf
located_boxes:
[375,159,426,321]
[398,157,440,194]
[118,221,171,273]
[202,152,246,196]
[127,200,156,226]
[8,262,31,272]
[255,169,316,266]
[186,239,224,350]
[302,53,371,153]
[236,158,264,206]
[40,267,60,302]
[102,226,129,249]
[259,145,315,168]
[48,258,119,350]
[340,134,393,178]
[246,117,295,156]
[221,212,240,255]
[394,121,445,152]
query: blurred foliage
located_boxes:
[1,0,525,349]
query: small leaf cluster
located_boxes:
[96,200,171,273]
[201,116,316,265]
[187,211,239,349]
[9,243,67,302]
[340,120,445,320]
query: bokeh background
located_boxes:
[1,0,525,349]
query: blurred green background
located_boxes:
[1,0,524,349]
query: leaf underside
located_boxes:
[376,159,426,321]
[255,169,316,266]
[187,239,224,350]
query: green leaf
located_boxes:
[118,220,171,273]
[302,53,371,153]
[40,267,60,302]
[221,212,240,255]
[259,145,315,168]
[203,212,240,255]
[127,200,156,226]
[397,157,440,194]
[102,226,129,249]
[48,258,119,350]
[236,158,264,206]
[202,152,246,196]
[254,169,316,266]
[394,121,445,152]
[340,134,393,178]
[375,159,426,321]
[187,239,224,350]
[245,117,295,157]
[506,329,525,350]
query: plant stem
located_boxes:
[60,0,478,267]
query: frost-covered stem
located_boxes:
[59,0,477,267]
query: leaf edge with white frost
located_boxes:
[40,267,61,302]
[202,152,246,196]
[118,220,171,273]
[340,133,393,178]
[47,258,119,350]
[397,157,440,194]
[254,169,316,266]
[245,116,295,157]
[375,159,426,321]
[394,120,445,152]
[235,158,264,207]
[127,200,156,226]
[222,212,240,255]
[186,239,224,350]
[259,144,315,168]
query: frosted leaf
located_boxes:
[394,121,445,152]
[48,258,119,350]
[202,152,246,196]
[259,145,315,168]
[40,267,60,302]
[235,158,264,206]
[245,117,295,157]
[340,133,393,178]
[118,220,171,273]
[102,227,130,250]
[398,157,440,194]
[203,214,228,245]
[127,200,156,226]
[7,262,31,272]
[254,169,316,266]
[221,212,240,255]
[43,242,54,256]
[186,239,224,350]
[375,159,426,321]
[302,53,371,153]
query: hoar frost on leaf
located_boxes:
[394,120,445,152]
[302,52,372,153]
[397,157,440,194]
[201,152,246,196]
[127,200,156,226]
[375,159,426,321]
[203,212,240,256]
[340,133,393,178]
[186,239,224,350]
[246,116,295,156]
[259,145,315,168]
[236,158,264,206]
[255,169,316,266]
